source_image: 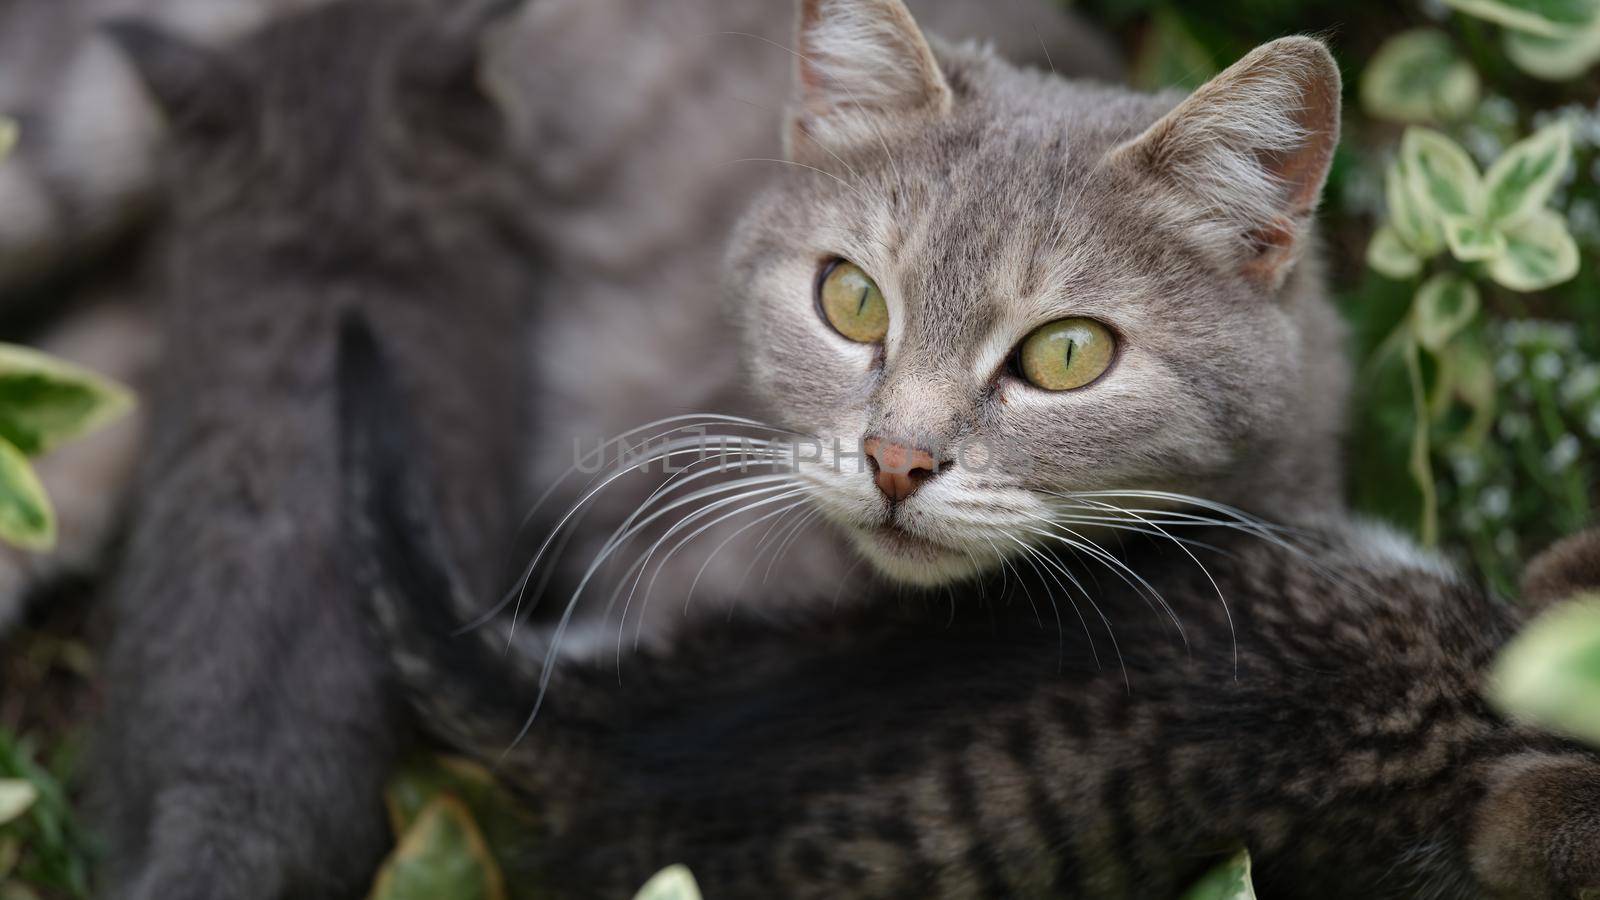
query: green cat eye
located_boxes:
[818,260,889,343]
[1018,318,1116,391]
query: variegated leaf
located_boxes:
[1412,273,1482,353]
[1181,849,1257,900]
[368,796,506,900]
[1387,159,1444,255]
[1444,0,1600,38]
[1484,122,1572,227]
[0,438,52,551]
[1444,215,1508,262]
[1491,594,1600,748]
[1505,15,1600,77]
[1402,128,1483,223]
[1361,30,1480,124]
[1368,225,1424,278]
[1488,208,1581,291]
[0,344,134,457]
[0,780,37,827]
[633,866,703,900]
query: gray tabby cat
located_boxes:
[505,0,1347,657]
[345,301,1600,900]
[489,0,1350,659]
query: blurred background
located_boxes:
[0,0,1597,896]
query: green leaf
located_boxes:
[1484,122,1572,227]
[633,866,703,900]
[1505,16,1600,77]
[1491,594,1600,747]
[1443,215,1508,262]
[1361,30,1481,124]
[1368,225,1425,278]
[1488,208,1581,291]
[368,796,506,900]
[0,439,54,551]
[1413,273,1482,352]
[1444,0,1600,38]
[0,780,38,827]
[1402,128,1483,224]
[0,344,134,458]
[1181,849,1257,900]
[1387,160,1444,255]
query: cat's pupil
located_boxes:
[857,286,872,316]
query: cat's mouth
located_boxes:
[868,524,956,561]
[844,522,984,587]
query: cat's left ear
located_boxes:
[1107,37,1341,292]
[102,19,254,141]
[787,0,952,167]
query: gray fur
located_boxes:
[92,3,532,897]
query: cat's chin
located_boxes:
[848,525,985,587]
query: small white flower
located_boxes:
[1561,365,1600,406]
[1533,351,1565,381]
[1498,413,1531,440]
[1547,434,1581,471]
[1450,451,1484,486]
[1480,485,1512,519]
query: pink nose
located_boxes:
[864,437,939,503]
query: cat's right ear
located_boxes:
[1106,37,1341,293]
[102,19,254,141]
[786,0,952,168]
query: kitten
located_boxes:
[506,0,1350,658]
[91,3,534,897]
[343,316,1600,900]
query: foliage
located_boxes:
[1180,849,1257,900]
[0,121,133,552]
[0,730,93,899]
[633,866,703,900]
[370,756,541,900]
[1492,593,1600,745]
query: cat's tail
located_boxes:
[336,311,608,794]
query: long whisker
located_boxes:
[1005,536,1075,669]
[640,488,812,634]
[1010,533,1125,687]
[684,497,813,612]
[507,479,800,751]
[495,431,795,630]
[495,444,789,642]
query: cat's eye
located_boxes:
[818,260,889,343]
[1016,318,1116,391]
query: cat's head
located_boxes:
[727,0,1348,586]
[104,0,526,243]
